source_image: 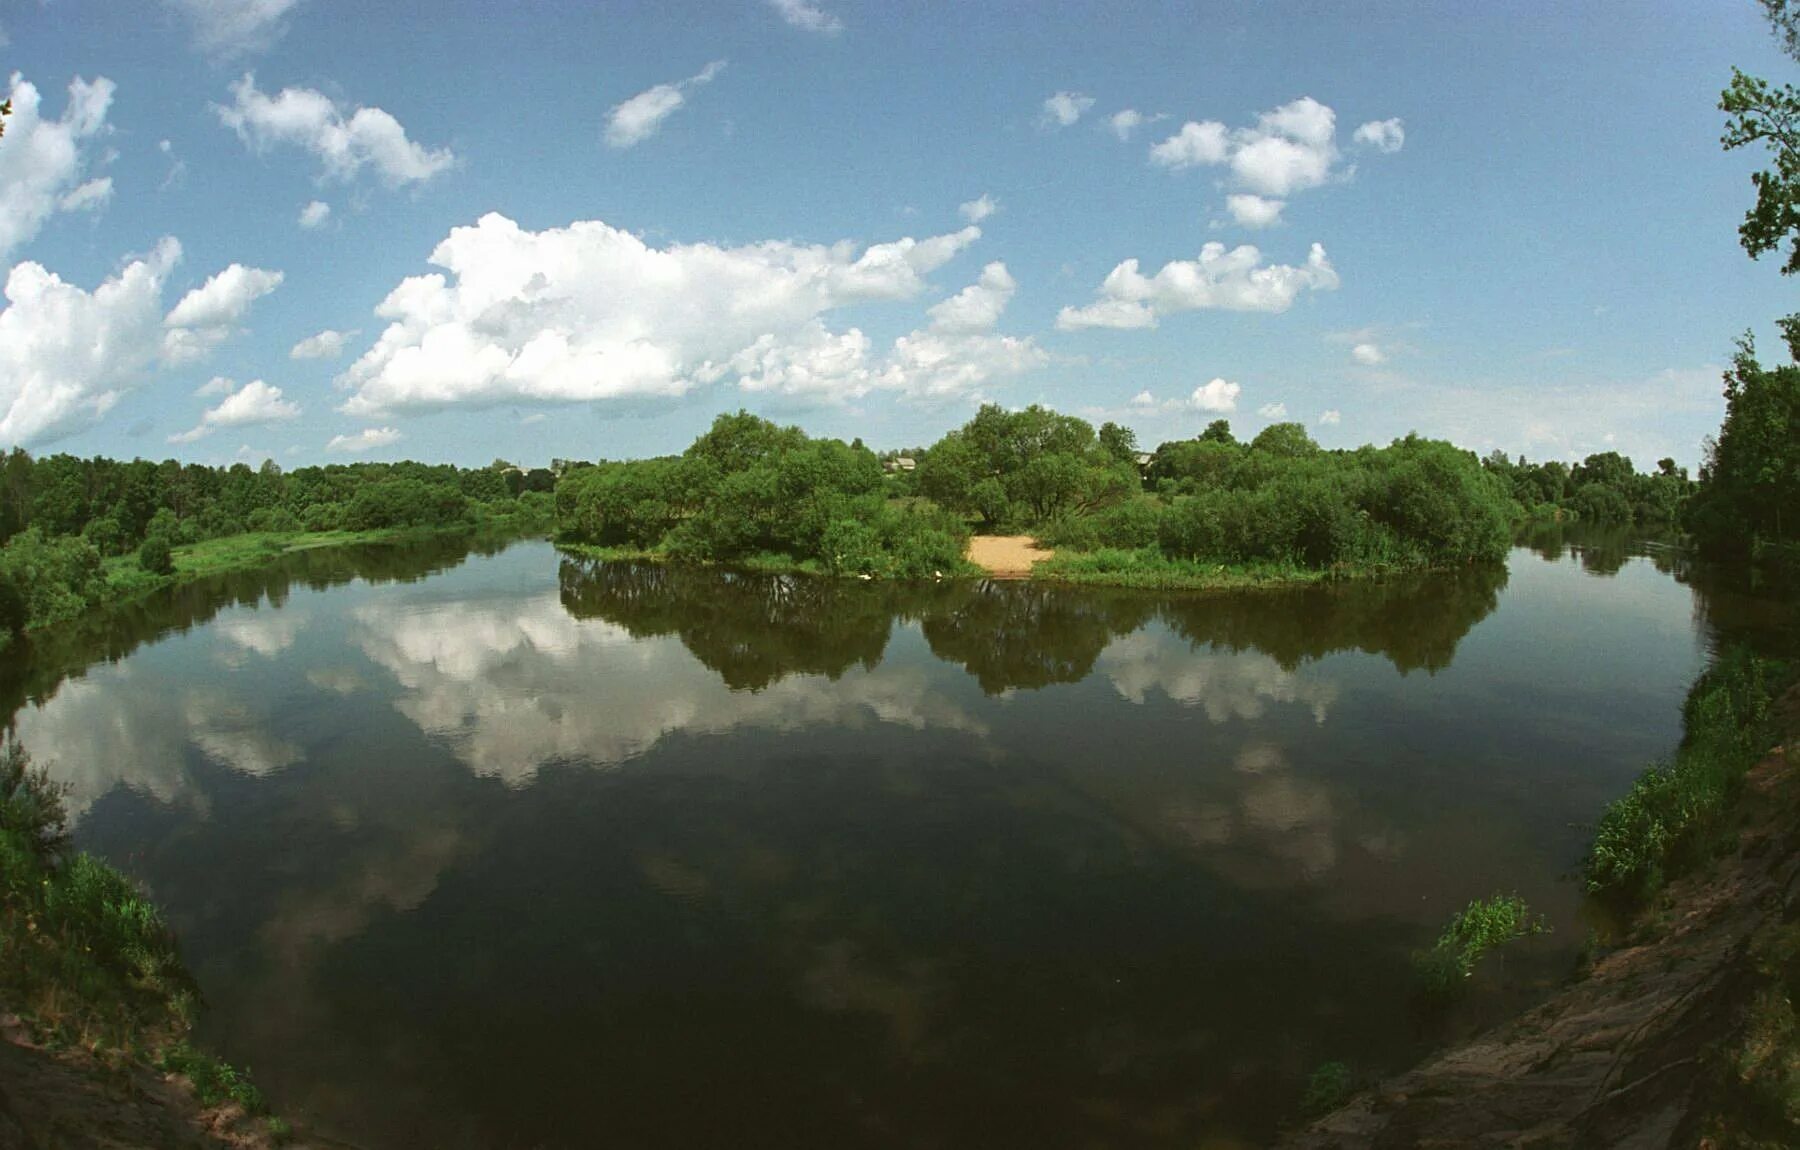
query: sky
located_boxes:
[0,0,1794,470]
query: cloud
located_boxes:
[1318,409,1341,425]
[162,262,284,364]
[1151,98,1401,211]
[1188,378,1241,412]
[158,139,188,190]
[170,378,300,443]
[1056,241,1338,330]
[326,426,402,453]
[923,261,1014,334]
[1149,120,1228,168]
[958,193,998,224]
[1041,91,1096,128]
[1225,193,1283,228]
[0,74,116,260]
[59,177,113,213]
[337,211,1008,416]
[1258,402,1288,419]
[768,0,843,34]
[216,74,454,187]
[166,0,302,57]
[297,199,331,228]
[291,328,353,359]
[605,60,726,149]
[195,375,235,397]
[0,239,186,447]
[1352,118,1405,153]
[1350,342,1385,365]
[1123,378,1242,415]
[1108,109,1145,140]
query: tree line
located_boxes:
[0,451,554,639]
[555,406,1525,581]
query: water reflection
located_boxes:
[6,538,1774,1150]
[559,555,1509,694]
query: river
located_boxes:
[4,531,1788,1148]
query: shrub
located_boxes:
[1586,649,1791,902]
[1302,1061,1354,1117]
[138,535,175,576]
[1412,894,1547,998]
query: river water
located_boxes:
[4,532,1787,1148]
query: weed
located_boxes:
[1413,893,1548,998]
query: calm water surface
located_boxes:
[5,533,1787,1148]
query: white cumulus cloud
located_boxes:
[0,74,116,260]
[1188,378,1241,412]
[170,378,300,443]
[166,0,302,58]
[605,61,726,149]
[216,74,454,187]
[1352,118,1405,153]
[1152,98,1401,216]
[297,199,330,228]
[337,212,1011,416]
[1350,342,1385,365]
[958,193,998,224]
[1041,91,1096,128]
[1,239,176,447]
[1318,409,1341,425]
[1056,241,1338,331]
[163,263,284,364]
[768,0,843,34]
[326,426,402,453]
[1258,402,1288,419]
[291,328,353,359]
[1225,193,1284,228]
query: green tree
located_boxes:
[1685,337,1800,554]
[1199,419,1237,445]
[1097,421,1139,463]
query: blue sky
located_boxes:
[0,0,1793,469]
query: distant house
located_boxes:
[884,457,917,474]
[1134,452,1155,469]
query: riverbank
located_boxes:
[1029,545,1348,590]
[1,509,550,655]
[1280,678,1800,1148]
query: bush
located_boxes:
[1412,894,1547,998]
[138,535,175,576]
[1586,648,1791,902]
[1302,1061,1354,1117]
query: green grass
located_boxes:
[1030,546,1345,590]
[2,738,285,1134]
[81,513,546,621]
[557,540,981,580]
[1585,649,1792,905]
[1301,1060,1355,1117]
[1412,893,1548,998]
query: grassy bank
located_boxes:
[0,741,287,1140]
[1584,647,1794,906]
[1031,546,1374,591]
[557,540,981,579]
[0,503,553,656]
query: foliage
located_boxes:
[159,1044,268,1114]
[916,404,1137,529]
[0,742,196,1050]
[1412,894,1548,998]
[1585,648,1792,902]
[1480,448,1692,529]
[137,535,174,576]
[1684,339,1800,558]
[1302,1061,1355,1117]
[557,412,973,578]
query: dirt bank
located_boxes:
[967,535,1054,578]
[1279,686,1800,1149]
[0,1015,341,1150]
